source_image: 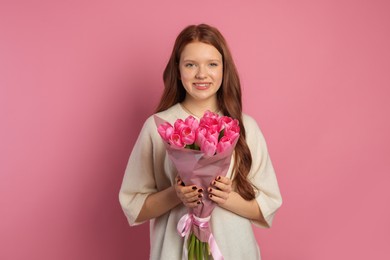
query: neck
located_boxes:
[181,99,219,118]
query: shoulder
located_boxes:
[155,103,182,120]
[241,113,268,146]
[152,103,188,124]
[242,113,261,132]
[142,103,184,133]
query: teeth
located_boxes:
[195,83,209,87]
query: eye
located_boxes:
[209,62,219,67]
[185,63,195,68]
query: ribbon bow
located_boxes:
[177,213,224,260]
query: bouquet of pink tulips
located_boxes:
[155,111,240,260]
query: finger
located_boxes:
[184,187,204,200]
[184,185,199,194]
[179,187,203,205]
[175,185,193,196]
[175,176,186,186]
[208,192,226,205]
[211,179,232,193]
[208,187,229,200]
[215,176,232,185]
[183,191,200,201]
[177,186,203,200]
[176,192,197,206]
[184,194,200,204]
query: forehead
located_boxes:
[180,41,222,61]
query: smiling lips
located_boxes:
[193,82,211,89]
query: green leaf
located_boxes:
[218,129,225,141]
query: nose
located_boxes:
[195,65,207,79]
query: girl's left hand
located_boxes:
[208,176,232,205]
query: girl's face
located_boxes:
[179,41,223,104]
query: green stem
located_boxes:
[195,237,199,260]
[206,242,211,257]
[201,242,208,259]
[188,234,195,260]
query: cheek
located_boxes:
[211,69,223,81]
[179,68,191,80]
[179,68,188,79]
[179,72,193,89]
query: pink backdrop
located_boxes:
[1,1,389,259]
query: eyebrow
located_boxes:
[182,59,222,63]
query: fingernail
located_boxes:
[192,186,197,190]
[198,194,202,198]
[197,201,201,204]
[217,176,221,180]
[198,188,203,193]
[209,194,212,198]
[212,181,216,185]
[208,188,212,192]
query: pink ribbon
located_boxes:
[177,213,193,237]
[177,213,224,260]
[208,233,224,260]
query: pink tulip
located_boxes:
[200,133,218,156]
[185,115,199,131]
[224,124,240,142]
[169,133,185,148]
[219,116,238,131]
[203,110,220,120]
[217,136,232,153]
[174,119,187,132]
[180,126,196,145]
[195,127,208,147]
[201,138,217,156]
[199,117,218,133]
[200,117,218,128]
[209,123,220,134]
[157,122,174,142]
[206,131,218,145]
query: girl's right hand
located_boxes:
[174,176,203,208]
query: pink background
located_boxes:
[1,0,389,259]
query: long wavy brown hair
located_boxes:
[155,24,256,200]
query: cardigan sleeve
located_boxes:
[244,115,282,228]
[119,116,158,226]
